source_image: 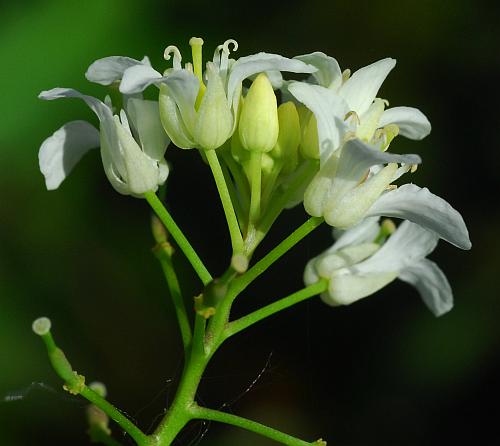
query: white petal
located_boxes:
[294,52,342,89]
[119,64,164,94]
[303,154,338,217]
[339,58,396,115]
[331,217,381,251]
[331,138,421,200]
[355,221,439,274]
[288,82,349,161]
[126,98,169,160]
[85,56,151,85]
[316,243,380,278]
[39,120,99,190]
[114,117,160,194]
[193,65,233,149]
[366,184,472,249]
[325,269,397,306]
[379,106,431,140]
[161,70,199,133]
[304,258,320,286]
[39,88,112,122]
[227,53,317,105]
[398,259,453,316]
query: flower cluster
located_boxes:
[39,37,470,314]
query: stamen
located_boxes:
[386,184,398,191]
[410,164,418,173]
[342,69,351,83]
[164,45,182,70]
[184,62,194,73]
[344,111,360,125]
[189,37,204,85]
[220,39,238,72]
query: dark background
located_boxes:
[1,0,499,445]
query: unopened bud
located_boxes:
[300,112,319,160]
[239,73,279,152]
[271,102,301,173]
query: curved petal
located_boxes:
[325,269,397,306]
[193,65,233,149]
[119,64,164,94]
[39,88,112,122]
[379,106,431,140]
[85,56,151,85]
[303,154,338,217]
[398,259,453,316]
[294,52,342,89]
[331,138,421,200]
[366,184,472,249]
[331,217,381,251]
[126,98,169,160]
[161,70,199,133]
[159,84,197,149]
[355,221,439,274]
[227,53,317,105]
[316,243,380,278]
[339,58,396,115]
[288,81,349,161]
[39,120,99,190]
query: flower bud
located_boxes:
[300,112,319,160]
[270,102,301,174]
[238,73,279,152]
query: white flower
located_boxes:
[305,217,468,316]
[288,54,431,162]
[118,37,317,150]
[38,88,169,196]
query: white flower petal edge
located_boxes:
[306,219,460,316]
[338,58,396,116]
[399,259,453,316]
[39,120,99,190]
[294,52,342,90]
[288,81,348,162]
[379,106,431,140]
[366,183,471,250]
[85,56,151,86]
[119,64,168,94]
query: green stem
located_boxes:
[207,216,324,346]
[220,149,251,216]
[144,191,212,286]
[153,314,209,445]
[225,280,328,339]
[37,330,148,446]
[190,405,319,446]
[235,216,324,297]
[81,387,149,446]
[248,151,262,226]
[220,161,245,231]
[205,149,244,254]
[156,245,192,352]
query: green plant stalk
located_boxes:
[248,150,262,227]
[152,314,210,445]
[38,332,149,446]
[190,405,320,446]
[81,387,149,446]
[144,191,212,286]
[224,280,328,339]
[220,161,245,231]
[220,148,251,216]
[156,248,192,352]
[207,215,324,350]
[205,149,245,254]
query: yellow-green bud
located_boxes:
[270,102,301,174]
[300,112,319,160]
[238,73,279,152]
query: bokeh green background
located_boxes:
[1,0,499,444]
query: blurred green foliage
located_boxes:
[1,0,499,445]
